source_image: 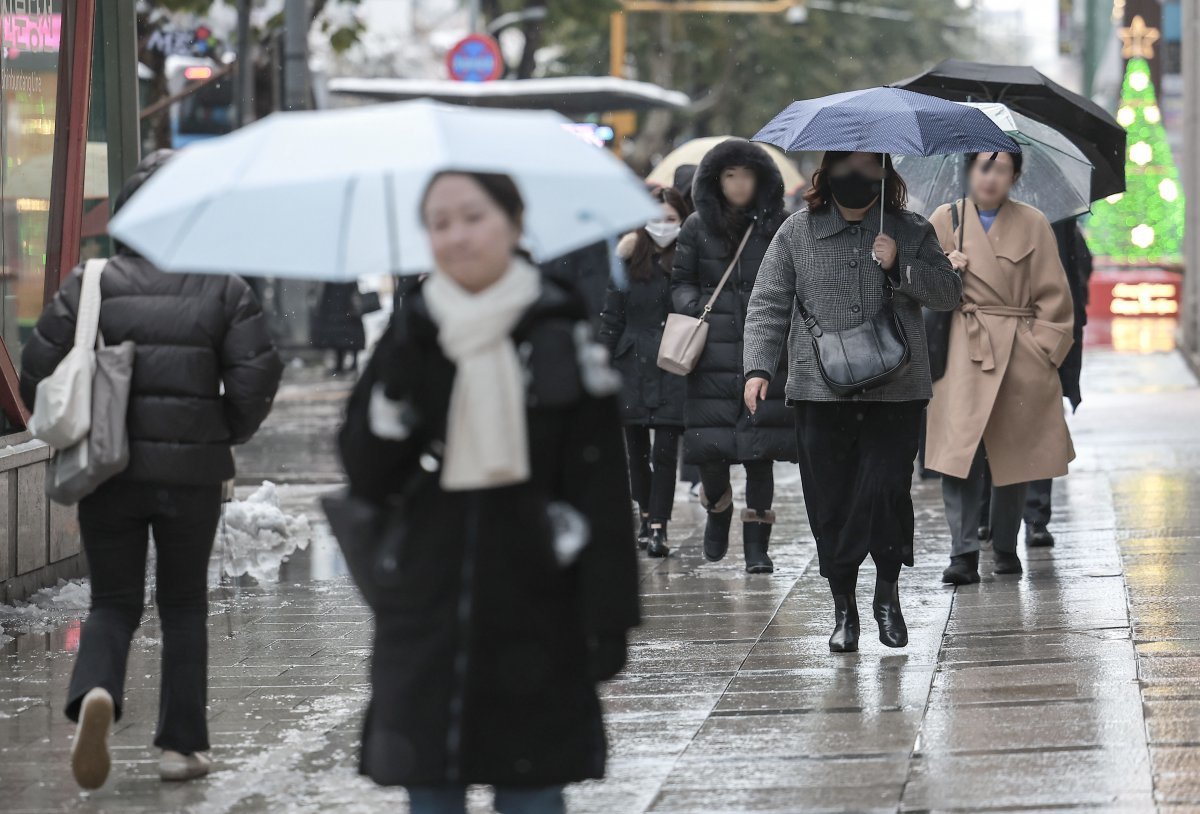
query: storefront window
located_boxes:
[0,0,63,372]
[82,1,110,261]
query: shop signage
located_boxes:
[2,10,60,55]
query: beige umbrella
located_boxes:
[647,136,805,194]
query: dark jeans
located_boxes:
[625,426,681,523]
[793,400,925,595]
[65,480,222,755]
[699,460,774,513]
[408,785,566,814]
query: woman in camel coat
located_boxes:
[926,151,1074,584]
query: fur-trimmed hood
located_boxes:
[692,138,785,239]
[616,231,640,260]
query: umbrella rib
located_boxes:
[383,172,400,275]
[336,177,358,282]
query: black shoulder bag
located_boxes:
[799,272,911,397]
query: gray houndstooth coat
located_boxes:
[743,203,962,402]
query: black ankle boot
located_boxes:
[742,510,775,574]
[942,551,980,585]
[646,523,669,558]
[993,550,1023,575]
[636,515,651,550]
[700,487,734,562]
[829,593,859,653]
[873,577,908,648]
[1026,524,1055,548]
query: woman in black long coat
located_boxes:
[338,171,639,814]
[599,187,689,558]
[671,138,794,574]
[312,281,367,374]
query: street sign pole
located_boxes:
[468,0,481,33]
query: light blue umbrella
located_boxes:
[108,100,659,281]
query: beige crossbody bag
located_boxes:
[657,224,754,376]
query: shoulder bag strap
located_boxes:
[75,258,108,351]
[700,224,755,321]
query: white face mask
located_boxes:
[644,219,681,248]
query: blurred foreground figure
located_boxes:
[338,171,639,814]
[20,150,283,789]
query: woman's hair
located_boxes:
[628,187,690,283]
[965,151,1024,178]
[420,170,533,263]
[803,151,908,213]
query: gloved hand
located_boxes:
[587,632,628,682]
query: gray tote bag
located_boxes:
[45,326,135,505]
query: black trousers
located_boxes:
[699,460,774,513]
[1024,478,1052,527]
[625,426,682,523]
[66,480,222,755]
[980,471,1052,529]
[794,400,925,595]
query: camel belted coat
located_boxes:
[926,199,1075,487]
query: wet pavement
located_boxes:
[1,349,1199,812]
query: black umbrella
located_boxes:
[893,59,1125,200]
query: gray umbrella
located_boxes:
[894,102,1094,226]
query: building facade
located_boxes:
[0,1,139,601]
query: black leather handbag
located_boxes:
[799,281,911,397]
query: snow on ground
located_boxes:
[212,481,315,585]
[2,481,319,637]
[0,578,92,633]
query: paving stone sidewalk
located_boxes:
[1,349,1198,813]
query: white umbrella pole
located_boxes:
[880,153,886,235]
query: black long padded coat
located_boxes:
[598,236,686,427]
[20,252,282,485]
[338,278,640,788]
[671,138,796,465]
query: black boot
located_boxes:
[829,593,860,653]
[993,550,1023,575]
[700,487,734,562]
[646,523,669,558]
[636,514,651,550]
[1026,523,1055,548]
[742,510,775,574]
[873,576,908,648]
[942,551,980,585]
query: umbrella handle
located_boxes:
[880,153,886,236]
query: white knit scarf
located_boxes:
[423,258,542,491]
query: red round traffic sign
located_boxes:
[446,33,504,83]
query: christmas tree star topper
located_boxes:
[1119,14,1160,60]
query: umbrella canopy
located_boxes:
[892,59,1125,200]
[646,136,805,194]
[107,99,659,281]
[752,87,1019,156]
[894,102,1094,224]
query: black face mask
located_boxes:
[829,170,883,210]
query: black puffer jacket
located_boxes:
[671,138,795,464]
[339,278,640,788]
[598,234,686,427]
[20,253,283,485]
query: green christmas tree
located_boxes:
[1087,48,1185,265]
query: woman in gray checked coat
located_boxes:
[743,151,961,654]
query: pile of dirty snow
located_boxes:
[0,578,91,633]
[211,481,313,584]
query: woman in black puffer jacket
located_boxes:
[20,151,283,789]
[671,138,794,574]
[599,186,689,559]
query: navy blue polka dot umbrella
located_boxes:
[753,87,1020,232]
